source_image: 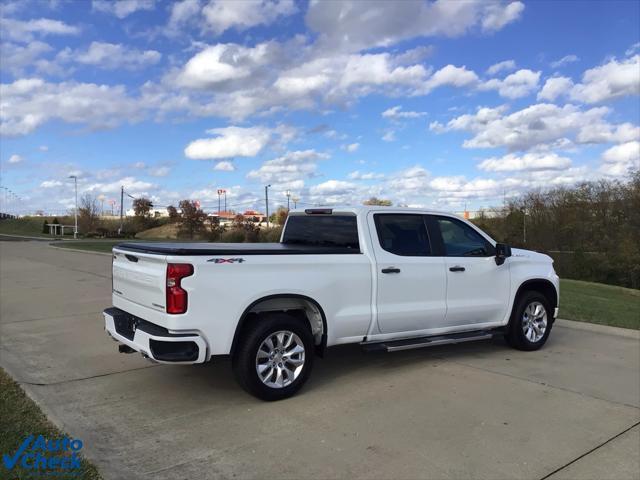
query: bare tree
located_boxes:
[78,194,101,233]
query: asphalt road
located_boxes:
[1,240,639,480]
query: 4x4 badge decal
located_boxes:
[208,258,245,264]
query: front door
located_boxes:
[430,215,511,327]
[369,213,448,334]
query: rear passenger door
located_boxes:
[369,213,448,334]
[428,215,510,328]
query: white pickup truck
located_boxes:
[104,206,559,400]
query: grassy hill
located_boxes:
[0,217,69,237]
[135,222,180,239]
[560,279,639,329]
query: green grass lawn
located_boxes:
[560,279,640,330]
[0,368,102,480]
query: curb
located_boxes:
[556,318,639,339]
[48,244,113,257]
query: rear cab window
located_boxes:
[283,215,360,250]
[373,214,431,256]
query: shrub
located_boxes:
[220,229,246,243]
[260,227,283,242]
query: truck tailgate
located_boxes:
[112,248,167,312]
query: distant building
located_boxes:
[208,210,267,225]
[125,207,171,218]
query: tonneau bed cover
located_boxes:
[115,242,361,255]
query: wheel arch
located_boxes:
[230,294,328,358]
[514,278,558,310]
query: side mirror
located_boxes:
[495,243,512,266]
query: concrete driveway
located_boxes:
[1,240,639,480]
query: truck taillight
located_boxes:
[166,263,194,314]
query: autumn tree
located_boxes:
[133,197,153,218]
[232,214,259,242]
[167,205,180,223]
[470,170,640,288]
[178,200,207,239]
[275,207,288,226]
[208,216,224,242]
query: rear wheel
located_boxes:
[232,313,315,401]
[505,291,553,351]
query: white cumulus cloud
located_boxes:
[537,76,573,101]
[550,54,579,69]
[422,64,478,93]
[481,1,524,31]
[478,152,572,172]
[0,17,80,42]
[184,126,272,160]
[382,105,427,119]
[214,161,235,171]
[570,55,640,103]
[601,141,640,176]
[348,171,385,180]
[92,0,155,18]
[342,143,360,153]
[58,42,161,70]
[430,103,633,152]
[486,59,516,75]
[0,78,144,136]
[247,150,328,190]
[306,1,524,52]
[203,0,296,35]
[480,69,540,99]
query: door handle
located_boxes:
[449,266,465,272]
[381,267,401,274]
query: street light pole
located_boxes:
[286,190,291,212]
[265,184,271,228]
[119,186,124,234]
[68,175,78,239]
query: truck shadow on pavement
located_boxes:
[193,335,520,400]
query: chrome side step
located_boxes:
[361,330,495,353]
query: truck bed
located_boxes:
[116,242,361,256]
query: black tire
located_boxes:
[232,313,315,401]
[505,290,553,351]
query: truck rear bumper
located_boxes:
[103,307,207,364]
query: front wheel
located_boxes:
[232,313,315,401]
[505,291,553,351]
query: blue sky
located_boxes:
[1,0,639,215]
